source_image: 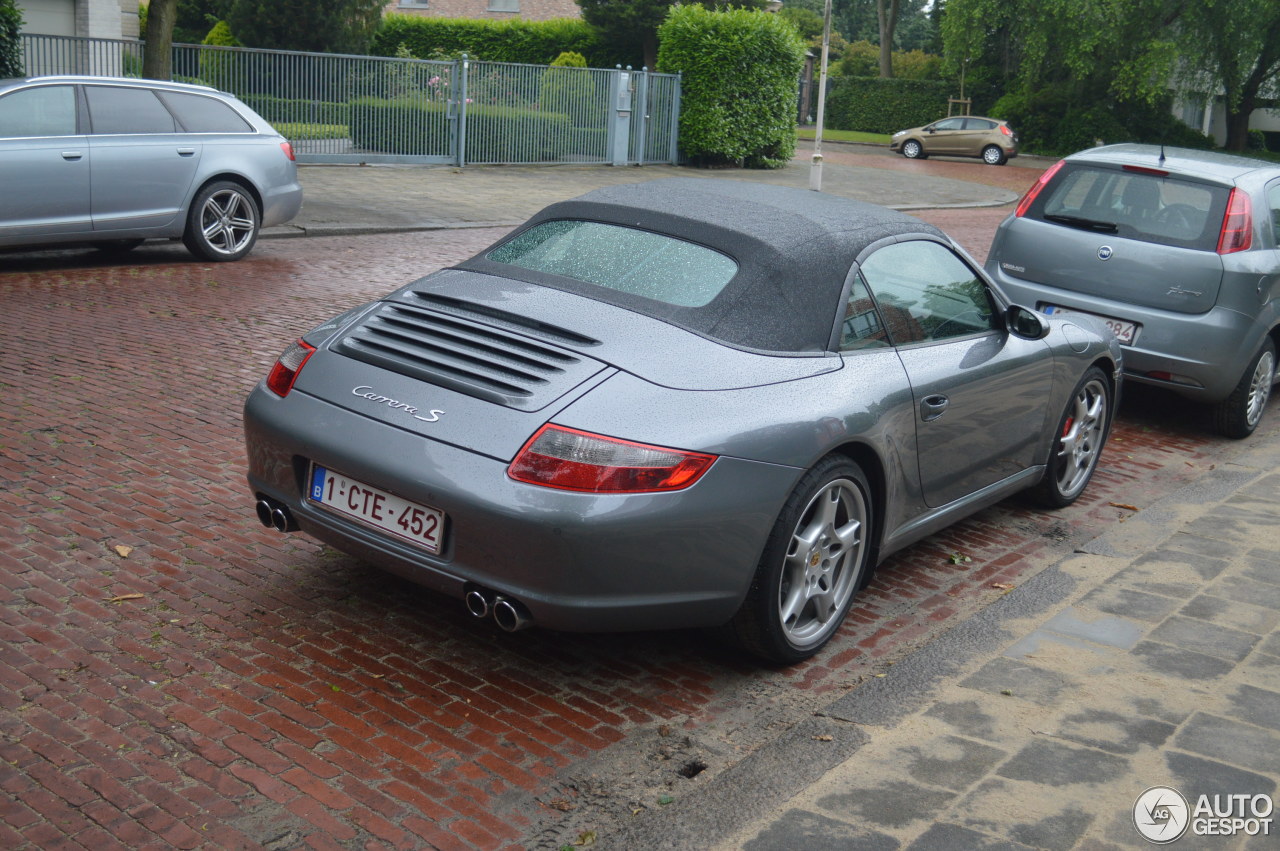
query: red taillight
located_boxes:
[1000,124,1013,137]
[1217,188,1252,254]
[265,339,315,397]
[1015,159,1065,218]
[508,425,717,493]
[280,141,296,161]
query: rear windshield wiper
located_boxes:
[1043,213,1119,234]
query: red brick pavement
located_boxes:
[0,219,1237,850]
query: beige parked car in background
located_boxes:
[890,116,1018,165]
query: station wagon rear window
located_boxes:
[1032,164,1229,251]
[488,220,738,307]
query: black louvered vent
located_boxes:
[333,303,605,411]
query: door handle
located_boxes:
[176,148,196,156]
[61,151,83,160]
[920,394,949,422]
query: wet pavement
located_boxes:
[2,144,1277,850]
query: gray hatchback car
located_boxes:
[0,75,302,261]
[987,144,1280,438]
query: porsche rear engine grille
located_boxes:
[333,303,605,411]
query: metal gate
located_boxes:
[18,34,681,166]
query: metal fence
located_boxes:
[18,34,681,166]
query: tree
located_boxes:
[1163,0,1280,151]
[875,0,901,77]
[575,0,770,70]
[174,0,233,45]
[143,0,179,80]
[225,0,385,54]
[0,0,22,79]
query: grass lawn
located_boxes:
[796,127,892,145]
[274,122,349,141]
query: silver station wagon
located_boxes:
[0,75,302,261]
[987,144,1279,438]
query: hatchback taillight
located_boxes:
[1000,124,1013,137]
[508,425,717,493]
[1015,159,1065,218]
[266,339,315,397]
[1217,188,1252,254]
[280,141,296,162]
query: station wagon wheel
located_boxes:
[726,457,873,664]
[183,181,260,262]
[1032,367,1111,508]
[902,139,925,159]
[981,145,1007,165]
[1213,338,1275,439]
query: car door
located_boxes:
[858,239,1055,507]
[84,84,203,233]
[0,83,91,242]
[925,117,967,155]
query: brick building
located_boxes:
[385,0,581,21]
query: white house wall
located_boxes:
[15,0,137,38]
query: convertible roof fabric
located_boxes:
[457,178,946,353]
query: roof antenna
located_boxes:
[1159,144,1167,166]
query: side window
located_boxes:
[839,273,890,351]
[85,86,177,134]
[0,85,77,137]
[858,241,998,344]
[932,118,964,131]
[965,118,996,131]
[1268,183,1280,247]
[158,92,253,133]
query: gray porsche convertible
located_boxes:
[244,179,1121,664]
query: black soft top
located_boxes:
[458,178,944,353]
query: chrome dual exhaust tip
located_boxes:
[255,497,298,533]
[463,587,531,632]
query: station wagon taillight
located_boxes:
[280,141,296,162]
[1217,188,1252,254]
[1016,159,1065,218]
[266,339,315,397]
[508,425,716,493]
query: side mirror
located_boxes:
[1007,304,1050,340]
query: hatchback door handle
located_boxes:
[61,151,83,160]
[920,394,949,422]
[176,148,196,156]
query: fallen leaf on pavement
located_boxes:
[107,593,144,603]
[1107,502,1139,511]
[113,545,133,558]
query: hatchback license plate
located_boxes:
[1043,304,1138,345]
[308,465,445,554]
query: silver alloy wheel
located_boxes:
[1053,377,1108,499]
[777,477,866,646]
[902,140,922,159]
[982,145,1004,165]
[198,188,257,257]
[1245,349,1275,428]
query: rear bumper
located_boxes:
[990,268,1259,402]
[244,384,800,632]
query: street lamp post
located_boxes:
[809,0,833,191]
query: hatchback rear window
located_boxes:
[1032,164,1230,251]
[487,220,738,307]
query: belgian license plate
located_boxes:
[308,465,445,554]
[1043,304,1138,345]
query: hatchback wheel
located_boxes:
[183,181,260,262]
[1031,367,1111,508]
[726,457,873,664]
[902,139,925,159]
[1214,338,1275,439]
[982,145,1007,165]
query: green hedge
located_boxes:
[348,97,575,161]
[0,0,22,79]
[657,5,805,169]
[991,88,1213,156]
[372,14,616,67]
[824,77,951,135]
[241,94,351,127]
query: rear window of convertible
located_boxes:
[487,220,738,307]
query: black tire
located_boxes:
[92,239,145,255]
[725,457,874,665]
[183,180,260,262]
[1213,338,1275,439]
[902,139,926,160]
[981,145,1007,166]
[1031,366,1112,508]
